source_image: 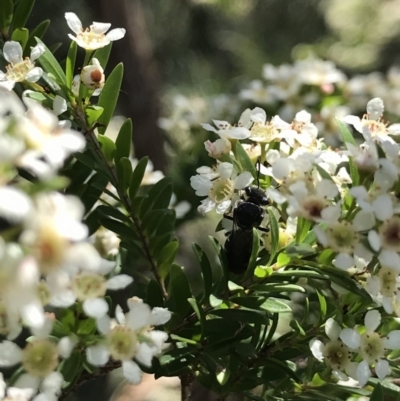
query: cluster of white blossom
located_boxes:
[0,12,171,399]
[191,95,400,386]
[161,58,400,151]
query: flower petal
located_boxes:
[106,274,133,290]
[0,341,22,366]
[375,359,390,380]
[150,307,171,326]
[364,309,381,333]
[234,172,253,189]
[340,328,360,349]
[309,338,324,361]
[86,345,109,366]
[3,41,23,63]
[83,298,109,319]
[65,12,83,34]
[105,28,126,42]
[356,360,370,387]
[384,330,400,349]
[122,360,142,384]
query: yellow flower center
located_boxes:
[5,58,34,82]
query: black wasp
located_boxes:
[224,166,270,274]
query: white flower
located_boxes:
[340,310,400,386]
[14,103,85,177]
[309,318,354,381]
[204,138,231,159]
[367,266,400,314]
[343,98,400,144]
[190,162,253,214]
[248,107,281,144]
[0,41,45,90]
[295,59,346,91]
[65,12,126,50]
[86,298,170,385]
[272,110,320,150]
[286,178,340,223]
[201,111,251,141]
[81,58,105,91]
[20,193,88,275]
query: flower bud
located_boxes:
[80,58,105,90]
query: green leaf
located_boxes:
[129,156,148,201]
[192,243,212,299]
[337,118,356,146]
[26,19,50,51]
[370,383,384,401]
[210,308,268,325]
[85,105,104,127]
[261,298,291,313]
[235,141,257,177]
[276,252,291,268]
[97,134,116,164]
[115,119,132,163]
[167,264,192,316]
[0,0,13,35]
[147,280,164,308]
[252,283,305,294]
[116,157,133,193]
[11,27,28,49]
[61,350,83,384]
[267,208,279,262]
[290,319,305,336]
[35,38,66,84]
[247,228,260,274]
[100,218,133,240]
[188,297,205,339]
[95,205,129,222]
[98,63,124,134]
[77,318,96,335]
[65,40,77,88]
[369,378,400,399]
[285,243,316,258]
[93,43,112,70]
[157,241,179,278]
[295,216,311,244]
[12,0,35,30]
[80,172,109,213]
[316,289,327,321]
[142,177,173,214]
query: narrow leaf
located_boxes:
[167,264,192,316]
[26,19,50,51]
[65,40,77,88]
[12,0,35,30]
[129,156,148,201]
[98,63,124,134]
[35,37,66,84]
[267,208,279,263]
[116,157,133,193]
[261,298,291,313]
[0,0,13,35]
[97,134,116,164]
[115,118,132,163]
[187,298,205,339]
[235,141,257,178]
[316,290,327,321]
[93,43,112,70]
[192,243,213,300]
[337,118,356,147]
